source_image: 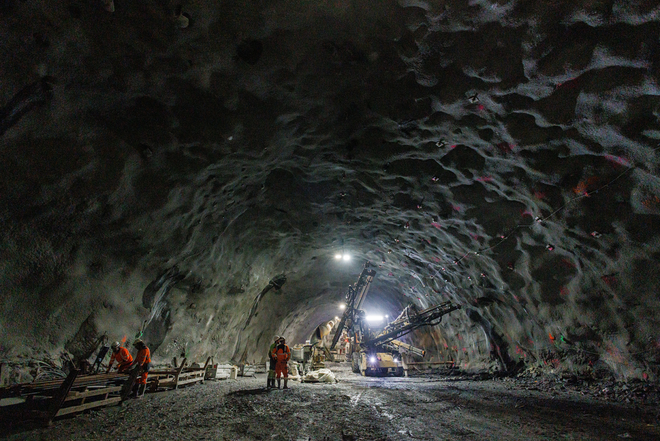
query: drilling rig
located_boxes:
[330,262,460,376]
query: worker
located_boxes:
[271,337,291,389]
[131,339,152,398]
[267,335,280,389]
[106,341,133,373]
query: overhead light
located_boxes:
[342,254,351,261]
[334,253,342,260]
[365,315,383,322]
[339,304,346,310]
[335,316,340,321]
[385,315,389,318]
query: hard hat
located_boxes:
[111,341,120,350]
[274,335,281,341]
[133,339,144,347]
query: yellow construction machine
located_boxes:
[330,262,460,376]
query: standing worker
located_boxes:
[131,339,151,398]
[271,337,291,389]
[267,335,280,389]
[106,341,133,373]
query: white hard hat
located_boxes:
[111,341,120,350]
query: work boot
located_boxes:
[283,379,288,389]
[277,379,281,389]
[137,383,146,398]
[266,377,271,389]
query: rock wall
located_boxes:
[1,0,659,382]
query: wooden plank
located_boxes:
[55,397,121,417]
[46,369,79,423]
[176,377,204,386]
[64,386,122,402]
[173,358,186,389]
[0,373,129,402]
[178,371,204,378]
[120,367,140,400]
[156,380,176,388]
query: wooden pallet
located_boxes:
[147,357,210,390]
[0,369,136,427]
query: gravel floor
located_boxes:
[3,364,659,441]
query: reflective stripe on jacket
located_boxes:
[271,344,291,363]
[109,347,133,368]
[136,347,151,366]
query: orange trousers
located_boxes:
[138,371,149,385]
[275,363,288,379]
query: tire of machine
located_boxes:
[359,353,367,376]
[351,352,360,373]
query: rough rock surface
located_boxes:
[1,0,660,380]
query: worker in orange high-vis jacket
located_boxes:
[106,341,133,373]
[130,339,151,398]
[271,337,291,389]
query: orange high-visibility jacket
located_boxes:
[135,347,151,366]
[109,347,133,369]
[271,344,291,363]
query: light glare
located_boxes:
[369,356,377,363]
[339,304,346,310]
[365,315,384,322]
[342,254,351,261]
[334,253,342,260]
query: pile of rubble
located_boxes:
[509,368,660,407]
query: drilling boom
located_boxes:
[366,301,460,348]
[330,262,376,350]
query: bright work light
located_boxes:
[365,315,383,322]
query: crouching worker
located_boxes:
[130,339,151,398]
[106,341,133,373]
[267,335,280,389]
[271,337,291,389]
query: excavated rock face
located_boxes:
[1,1,659,379]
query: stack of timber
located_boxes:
[0,369,136,426]
[147,357,210,391]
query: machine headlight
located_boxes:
[369,356,377,364]
[393,358,399,363]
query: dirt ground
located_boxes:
[3,364,659,441]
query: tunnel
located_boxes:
[1,1,659,440]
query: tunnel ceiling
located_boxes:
[1,0,660,378]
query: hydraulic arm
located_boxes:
[330,262,376,350]
[366,301,460,348]
[327,261,460,377]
